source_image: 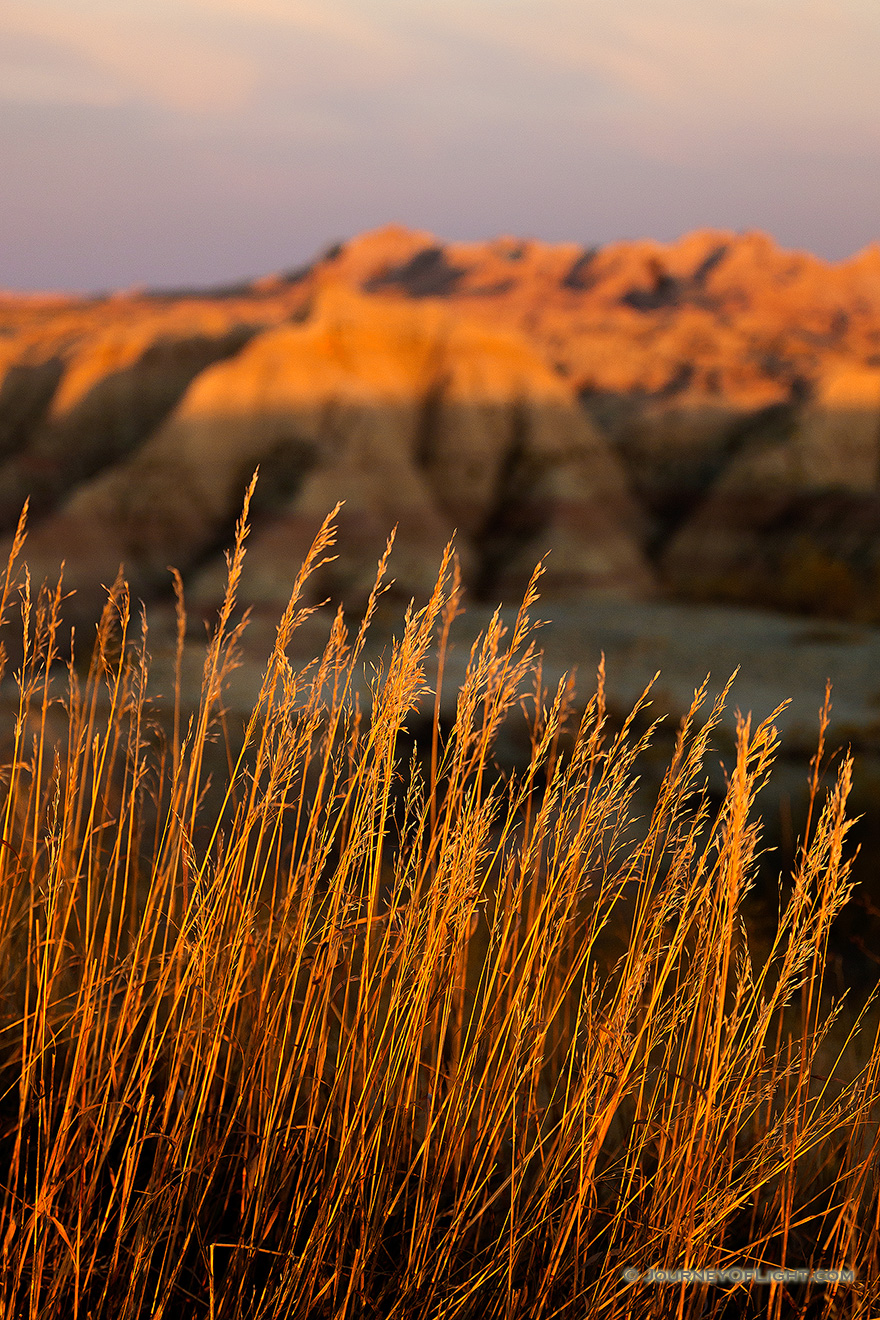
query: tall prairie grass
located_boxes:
[0,486,878,1318]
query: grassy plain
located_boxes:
[0,487,877,1318]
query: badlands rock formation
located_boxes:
[313,226,880,573]
[663,365,880,614]
[5,285,650,621]
[0,325,254,533]
[3,223,880,623]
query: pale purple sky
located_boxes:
[2,0,879,291]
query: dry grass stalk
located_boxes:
[0,498,876,1319]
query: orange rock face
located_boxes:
[4,285,650,619]
[3,224,880,622]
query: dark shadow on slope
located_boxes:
[7,397,649,642]
[0,328,256,532]
[665,486,880,622]
[0,357,65,464]
[365,246,467,298]
[471,405,553,601]
[619,244,729,311]
[581,390,802,556]
[561,247,599,291]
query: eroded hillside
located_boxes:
[3,224,880,621]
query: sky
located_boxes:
[2,0,880,291]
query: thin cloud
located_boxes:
[609,1,880,121]
[186,0,417,77]
[0,28,124,107]
[406,0,880,126]
[0,63,122,108]
[7,0,878,131]
[2,2,257,113]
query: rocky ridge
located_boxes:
[3,224,880,622]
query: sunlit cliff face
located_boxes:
[3,224,880,623]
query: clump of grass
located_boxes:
[0,487,878,1319]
